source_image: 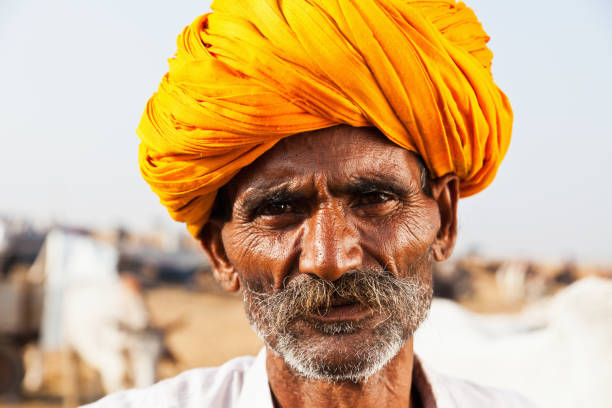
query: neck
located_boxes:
[266,339,416,408]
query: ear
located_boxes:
[199,220,241,292]
[429,174,459,262]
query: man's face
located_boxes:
[204,126,455,382]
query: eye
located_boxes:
[253,200,306,228]
[351,191,398,217]
[354,192,394,206]
[259,201,296,216]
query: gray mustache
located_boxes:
[243,270,423,328]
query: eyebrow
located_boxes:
[333,175,414,197]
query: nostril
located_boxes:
[345,245,363,263]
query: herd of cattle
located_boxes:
[0,225,610,407]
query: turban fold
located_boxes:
[137,0,513,238]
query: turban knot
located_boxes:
[137,0,513,237]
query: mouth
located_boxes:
[307,297,372,322]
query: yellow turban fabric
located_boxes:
[137,0,513,238]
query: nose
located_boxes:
[299,204,363,281]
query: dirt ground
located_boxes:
[145,286,263,375]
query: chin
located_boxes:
[266,316,409,383]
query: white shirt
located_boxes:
[84,348,536,408]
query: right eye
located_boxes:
[259,202,295,216]
[253,200,306,229]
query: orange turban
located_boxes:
[137,0,512,238]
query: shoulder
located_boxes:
[82,355,257,408]
[423,362,537,408]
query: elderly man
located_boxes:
[89,0,534,406]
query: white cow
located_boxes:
[62,275,163,394]
[414,277,612,408]
[21,230,169,400]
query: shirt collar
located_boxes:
[237,348,275,408]
[237,349,439,408]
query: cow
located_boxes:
[61,274,167,395]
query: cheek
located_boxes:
[222,224,297,286]
[373,198,440,270]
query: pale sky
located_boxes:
[1,0,611,263]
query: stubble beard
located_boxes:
[241,258,433,383]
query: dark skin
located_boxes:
[201,125,459,408]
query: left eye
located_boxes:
[354,192,393,206]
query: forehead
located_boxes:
[228,126,422,195]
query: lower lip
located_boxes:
[308,303,372,322]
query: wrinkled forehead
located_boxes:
[225,126,424,199]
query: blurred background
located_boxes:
[0,0,611,407]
